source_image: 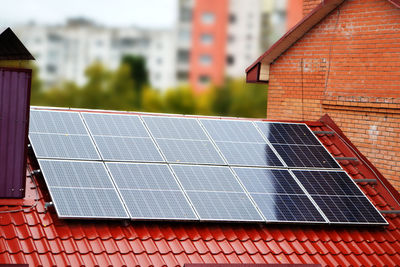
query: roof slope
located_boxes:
[1,112,400,267]
[0,28,34,60]
[246,0,400,83]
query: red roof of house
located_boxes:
[1,110,400,267]
[245,0,400,83]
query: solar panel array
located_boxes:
[29,109,387,225]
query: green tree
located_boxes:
[121,55,148,108]
[164,85,196,114]
[141,87,164,113]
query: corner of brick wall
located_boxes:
[303,0,323,16]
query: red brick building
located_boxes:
[247,0,400,190]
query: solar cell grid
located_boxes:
[251,193,326,222]
[30,110,87,134]
[93,136,164,162]
[233,168,304,194]
[30,133,100,160]
[156,139,225,165]
[171,165,243,192]
[51,187,129,219]
[39,160,114,188]
[120,189,198,220]
[256,122,320,145]
[200,119,265,143]
[186,191,263,221]
[313,195,387,224]
[142,116,209,140]
[292,170,363,196]
[82,113,149,137]
[215,142,283,167]
[273,144,340,169]
[106,163,180,190]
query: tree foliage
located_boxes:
[30,61,268,118]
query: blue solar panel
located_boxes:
[106,163,181,190]
[233,168,304,194]
[106,163,198,220]
[93,136,164,162]
[51,187,129,219]
[156,139,225,164]
[171,165,244,192]
[273,144,340,169]
[313,195,387,224]
[186,191,263,221]
[120,189,198,220]
[250,194,326,222]
[38,159,129,219]
[30,133,100,160]
[200,119,265,143]
[292,170,363,196]
[82,113,149,137]
[256,122,321,145]
[30,110,87,134]
[215,142,283,167]
[142,116,209,140]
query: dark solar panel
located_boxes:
[156,139,225,165]
[273,144,340,169]
[143,116,209,140]
[215,142,283,167]
[30,133,100,160]
[256,122,321,145]
[120,189,198,220]
[233,168,304,194]
[200,119,265,143]
[251,194,326,222]
[93,136,164,162]
[82,113,149,137]
[292,170,363,196]
[186,191,263,221]
[313,195,387,224]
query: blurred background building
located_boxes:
[13,0,302,92]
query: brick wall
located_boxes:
[303,0,322,16]
[267,0,400,189]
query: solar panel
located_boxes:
[186,191,263,221]
[200,119,265,143]
[291,170,387,224]
[233,167,326,223]
[92,136,164,162]
[215,142,283,167]
[106,163,198,220]
[82,113,149,137]
[82,113,164,162]
[30,110,88,134]
[29,110,100,160]
[142,116,209,140]
[313,195,387,224]
[255,122,321,145]
[292,170,363,196]
[29,133,100,160]
[273,144,340,169]
[38,159,129,219]
[171,165,263,222]
[29,108,386,225]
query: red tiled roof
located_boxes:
[1,113,400,266]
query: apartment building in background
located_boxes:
[15,19,176,90]
[177,0,290,92]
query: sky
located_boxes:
[0,0,177,28]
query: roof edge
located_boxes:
[245,0,345,83]
[0,27,35,60]
[320,114,400,210]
